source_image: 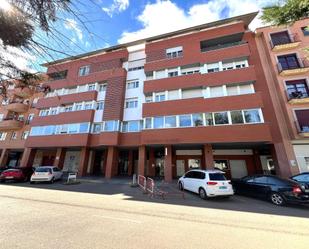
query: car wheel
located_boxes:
[30,181,34,184]
[270,192,285,206]
[50,177,55,184]
[199,187,207,200]
[178,182,184,191]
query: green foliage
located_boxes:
[261,0,309,26]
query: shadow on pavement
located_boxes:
[1,177,309,219]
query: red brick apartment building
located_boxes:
[0,12,306,181]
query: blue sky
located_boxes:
[29,0,273,71]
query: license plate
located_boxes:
[5,176,14,179]
[219,186,227,189]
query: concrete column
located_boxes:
[127,150,133,176]
[20,148,37,167]
[138,146,146,176]
[78,147,90,176]
[0,149,9,167]
[164,145,173,182]
[148,148,156,177]
[203,144,214,169]
[253,149,263,174]
[105,146,118,179]
[53,148,66,169]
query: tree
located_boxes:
[261,0,309,26]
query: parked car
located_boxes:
[291,172,309,185]
[0,166,11,175]
[0,167,34,182]
[30,166,63,184]
[178,170,234,199]
[232,174,309,206]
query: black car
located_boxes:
[291,172,309,185]
[232,174,309,206]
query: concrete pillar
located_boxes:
[20,148,37,167]
[203,144,214,169]
[164,145,173,182]
[128,150,133,176]
[0,149,9,167]
[138,146,146,176]
[148,148,156,177]
[53,148,66,169]
[105,146,118,179]
[78,147,90,176]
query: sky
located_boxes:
[3,0,276,73]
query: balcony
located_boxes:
[278,58,309,76]
[14,87,33,98]
[0,119,23,131]
[5,102,29,113]
[270,33,300,52]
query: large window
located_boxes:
[165,116,177,128]
[127,80,139,89]
[154,117,164,129]
[244,109,261,123]
[30,123,90,136]
[278,54,300,70]
[155,92,166,102]
[286,79,309,99]
[48,70,67,81]
[295,109,309,132]
[192,114,204,127]
[270,31,291,46]
[230,110,244,124]
[179,115,192,127]
[166,46,183,59]
[207,63,219,73]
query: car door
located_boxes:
[183,171,194,192]
[249,176,270,198]
[53,167,61,180]
[192,171,206,194]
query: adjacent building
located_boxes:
[0,12,306,181]
[256,18,309,173]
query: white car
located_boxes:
[30,166,63,183]
[178,169,234,199]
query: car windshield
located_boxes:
[35,168,51,173]
[209,173,226,181]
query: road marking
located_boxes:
[92,214,142,224]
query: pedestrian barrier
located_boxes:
[138,175,146,193]
[146,177,155,197]
[67,172,77,183]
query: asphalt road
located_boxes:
[0,181,309,249]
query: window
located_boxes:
[96,101,104,110]
[64,105,73,112]
[99,83,107,92]
[145,118,152,129]
[48,70,67,81]
[79,123,90,133]
[125,98,138,108]
[84,102,93,110]
[235,60,247,69]
[179,115,192,127]
[278,54,300,70]
[286,79,309,99]
[166,46,183,59]
[239,84,254,94]
[270,31,291,46]
[254,176,269,184]
[168,71,178,77]
[226,85,239,96]
[128,120,140,132]
[0,132,7,141]
[79,65,90,76]
[209,173,226,181]
[293,173,309,182]
[301,26,309,36]
[230,110,244,124]
[50,108,58,115]
[75,103,83,111]
[165,116,176,128]
[214,112,229,125]
[205,113,214,126]
[127,80,139,89]
[222,62,234,71]
[154,117,164,129]
[59,124,68,134]
[192,114,203,127]
[209,86,224,97]
[128,66,144,71]
[68,124,79,134]
[145,96,153,103]
[39,109,49,116]
[88,84,96,91]
[155,92,165,102]
[295,109,309,132]
[104,121,117,132]
[214,160,229,170]
[207,63,219,73]
[21,131,29,140]
[244,109,261,123]
[17,115,24,121]
[93,123,102,133]
[11,132,17,140]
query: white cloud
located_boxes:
[118,0,273,43]
[64,18,83,41]
[102,0,129,17]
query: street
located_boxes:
[0,181,309,249]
